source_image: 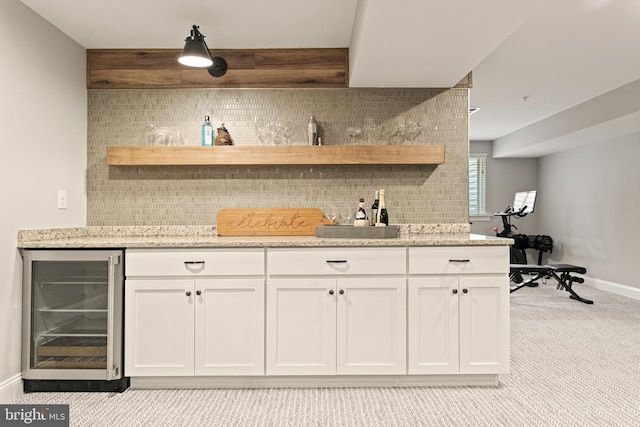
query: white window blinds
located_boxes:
[469,153,487,216]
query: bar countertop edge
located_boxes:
[17,225,513,249]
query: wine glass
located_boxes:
[363,117,376,145]
[173,128,185,146]
[324,209,337,225]
[405,119,421,142]
[140,123,156,146]
[347,127,362,141]
[340,212,354,225]
[253,116,269,145]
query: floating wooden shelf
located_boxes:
[106,145,445,166]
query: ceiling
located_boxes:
[20,0,640,158]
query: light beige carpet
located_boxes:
[10,284,640,426]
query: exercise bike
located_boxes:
[494,191,592,304]
[493,191,552,266]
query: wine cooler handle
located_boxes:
[106,254,119,381]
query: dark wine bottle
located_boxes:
[371,190,379,226]
[378,189,389,226]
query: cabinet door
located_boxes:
[336,278,406,375]
[266,278,336,375]
[194,278,264,376]
[125,279,195,376]
[458,275,510,374]
[408,276,459,374]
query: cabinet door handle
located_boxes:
[186,291,192,297]
[452,289,458,295]
[339,289,344,295]
[326,260,347,263]
[463,288,469,294]
[196,290,202,296]
[184,261,205,265]
[329,290,335,295]
[448,259,470,263]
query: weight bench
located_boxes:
[509,263,593,304]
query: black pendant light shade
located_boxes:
[178,25,228,77]
[179,25,213,67]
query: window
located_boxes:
[469,153,486,216]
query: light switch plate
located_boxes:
[57,190,67,209]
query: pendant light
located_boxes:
[178,25,228,77]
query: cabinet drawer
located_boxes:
[268,247,406,276]
[126,249,264,277]
[408,246,508,275]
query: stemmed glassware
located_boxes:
[254,116,292,145]
[347,127,362,141]
[324,209,337,225]
[363,117,376,145]
[339,212,354,225]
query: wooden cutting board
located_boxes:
[216,208,333,236]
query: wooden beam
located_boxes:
[87,48,349,89]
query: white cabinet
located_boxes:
[122,244,511,386]
[266,278,336,375]
[408,246,510,375]
[125,278,195,376]
[336,277,406,375]
[194,278,264,376]
[266,248,407,376]
[125,249,265,377]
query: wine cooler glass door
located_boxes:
[22,250,123,381]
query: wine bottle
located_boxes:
[202,115,214,146]
[371,190,379,226]
[377,189,389,226]
[354,197,368,227]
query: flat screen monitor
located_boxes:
[513,190,536,214]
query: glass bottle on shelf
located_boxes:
[201,115,214,146]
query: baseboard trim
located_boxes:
[585,277,640,301]
[0,374,23,402]
[131,374,500,389]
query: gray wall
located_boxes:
[0,0,87,401]
[472,133,640,296]
[469,141,538,237]
[538,132,640,294]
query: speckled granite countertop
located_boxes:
[17,225,512,248]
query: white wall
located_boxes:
[470,141,538,236]
[0,0,86,401]
[538,132,640,296]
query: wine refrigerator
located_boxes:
[21,249,128,392]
